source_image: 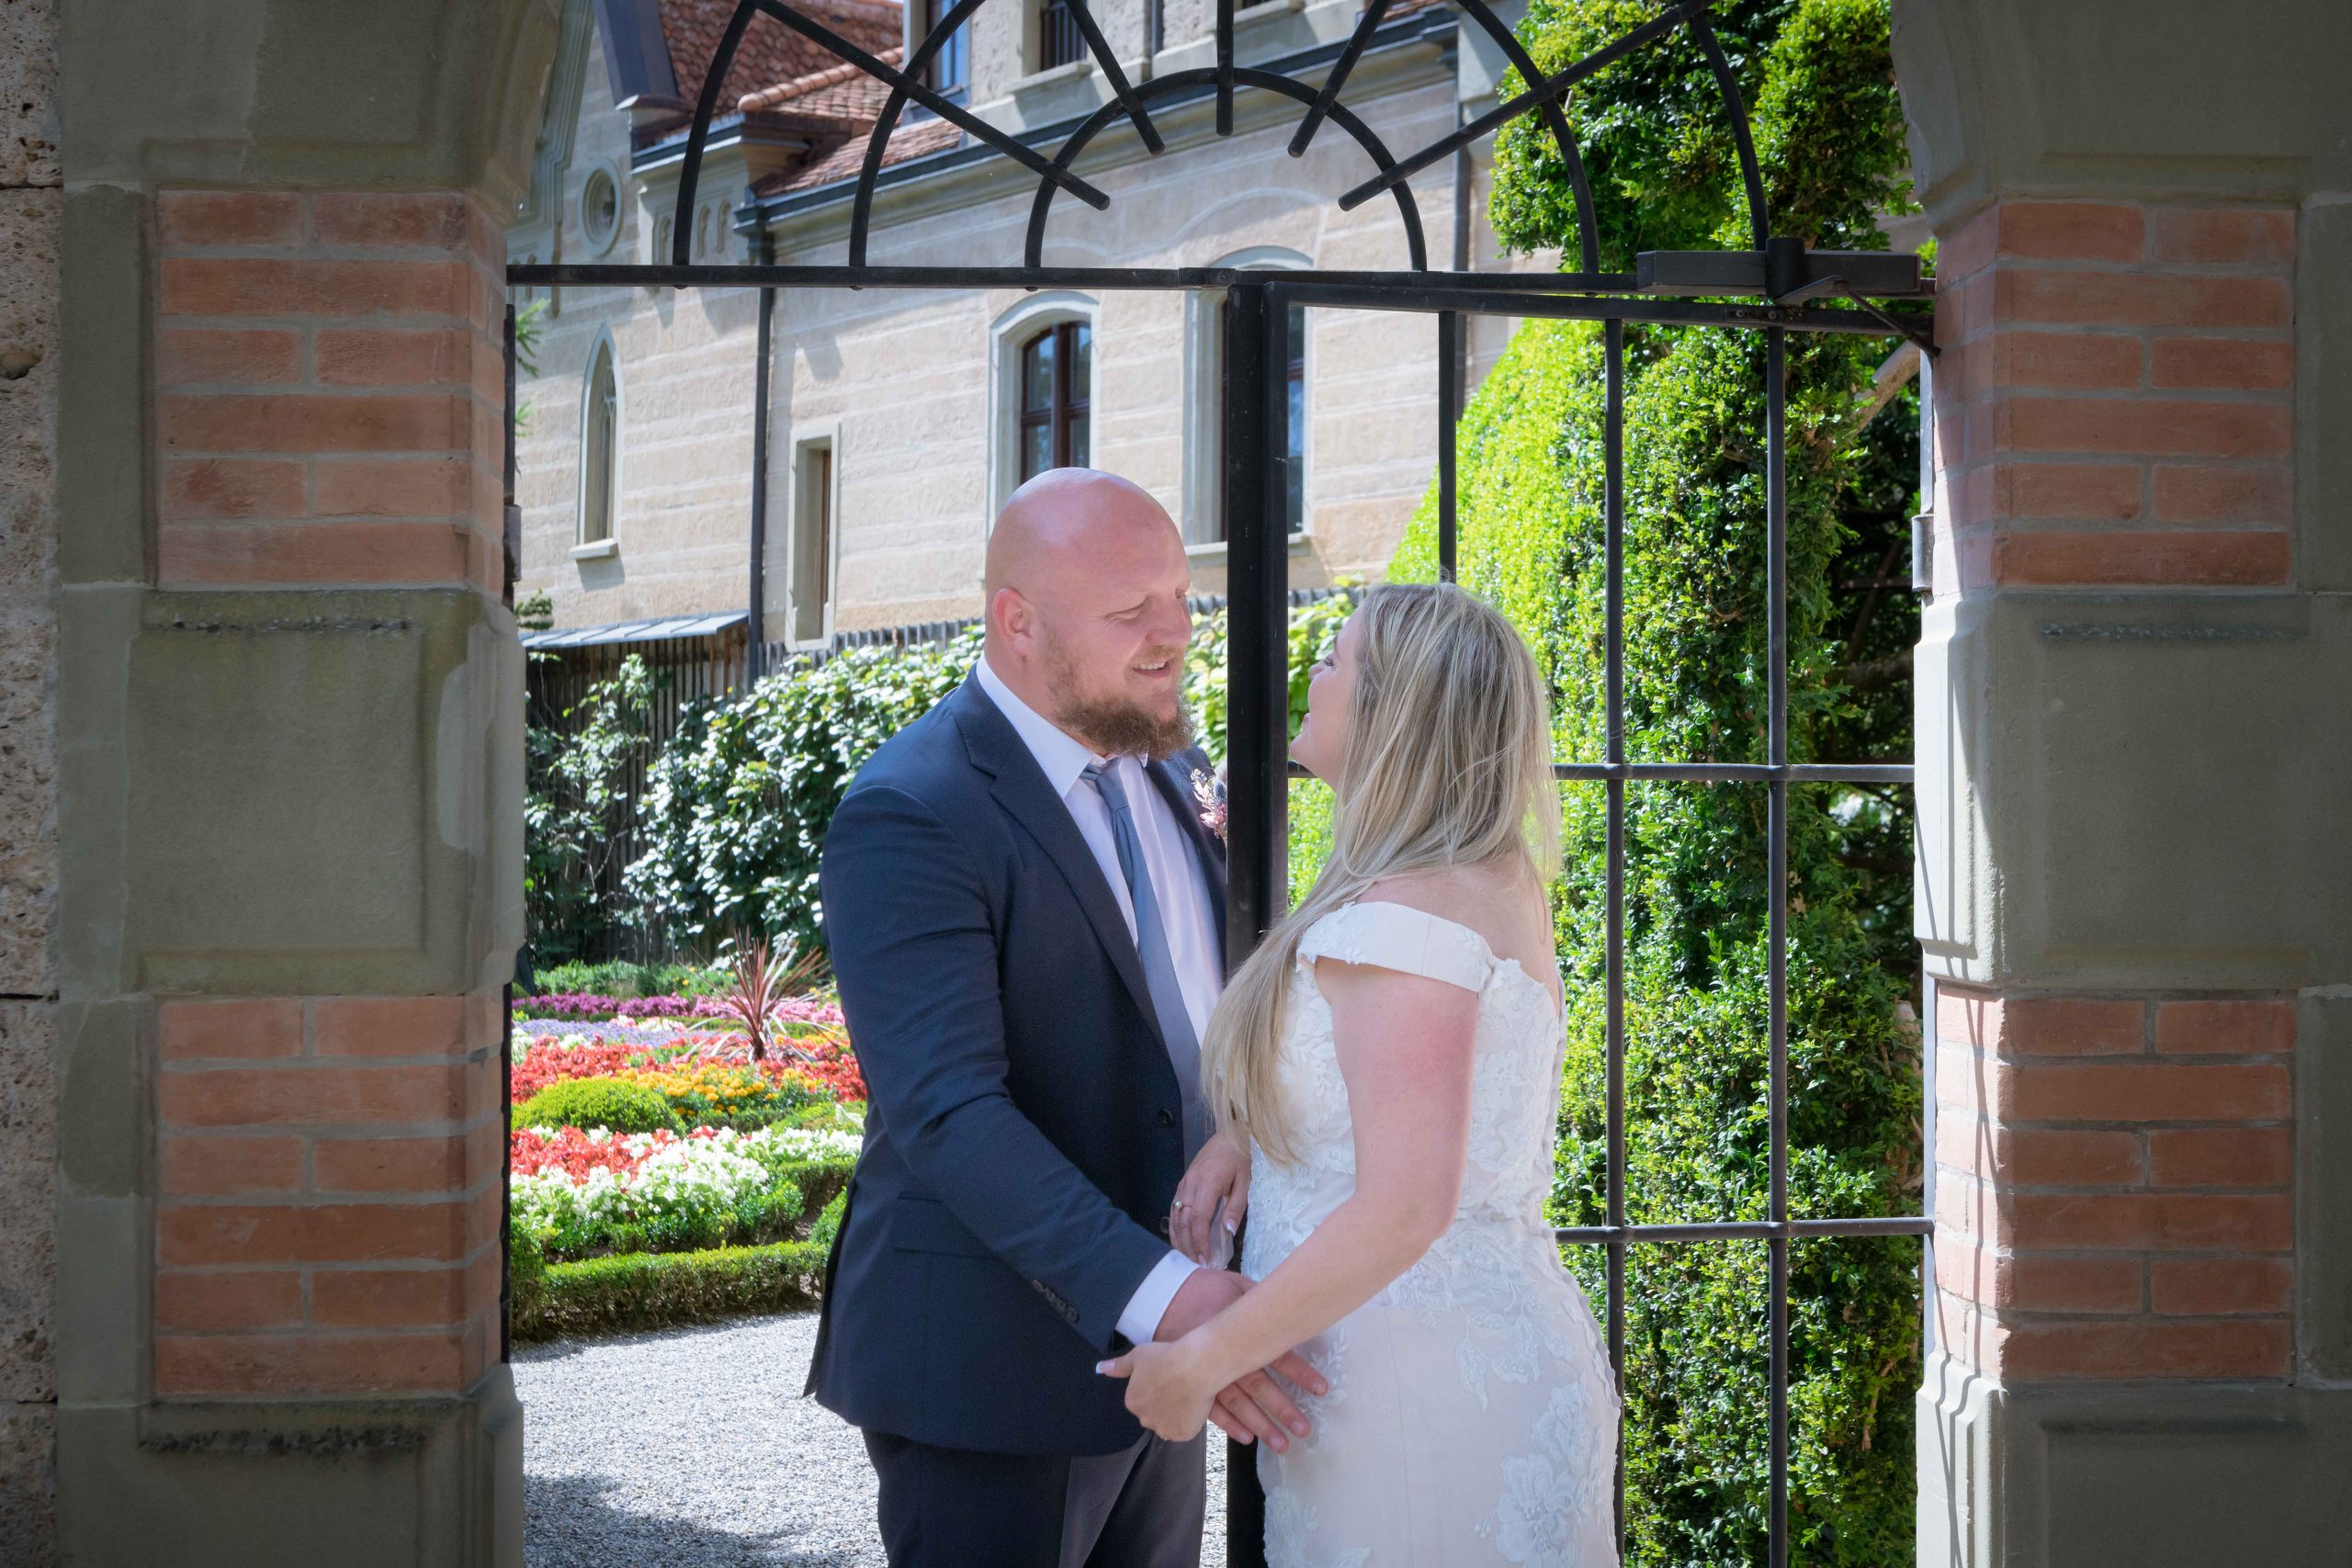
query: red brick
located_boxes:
[1937,990,2146,1055]
[2004,461,2145,523]
[159,522,475,588]
[158,191,303,249]
[159,998,303,1062]
[2154,1000,2294,1055]
[160,392,475,455]
[1935,206,1998,281]
[2003,1192,2292,1253]
[1993,332,2143,390]
[2007,1129,2146,1188]
[161,457,305,522]
[2013,1062,2290,1123]
[312,1128,486,1194]
[1937,1046,2012,1120]
[2151,1257,2293,1316]
[158,1198,479,1267]
[1991,528,2291,589]
[313,996,468,1058]
[1935,1172,1995,1243]
[313,327,483,388]
[158,1134,305,1196]
[2000,269,2292,332]
[2148,1127,2293,1190]
[153,1269,304,1332]
[1995,1317,2290,1381]
[311,192,476,252]
[2150,464,2293,525]
[160,257,473,320]
[2149,337,2294,391]
[1937,1237,2143,1314]
[1992,395,2290,460]
[311,1264,476,1328]
[1996,202,2146,264]
[2151,208,2295,266]
[154,1330,476,1398]
[159,1060,472,1130]
[157,328,302,387]
[313,457,483,519]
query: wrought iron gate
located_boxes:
[505,1,1935,1560]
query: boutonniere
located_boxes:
[1190,764,1228,843]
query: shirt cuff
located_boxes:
[1115,1250,1201,1347]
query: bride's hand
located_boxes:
[1170,1129,1250,1263]
[1097,1341,1216,1443]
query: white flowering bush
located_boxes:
[513,1122,861,1261]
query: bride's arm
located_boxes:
[1102,955,1479,1432]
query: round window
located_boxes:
[580,167,620,254]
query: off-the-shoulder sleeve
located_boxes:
[1295,901,1492,994]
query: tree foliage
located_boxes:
[525,652,659,965]
[1391,1,1923,1559]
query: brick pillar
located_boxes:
[153,994,506,1397]
[1928,199,2295,595]
[1907,185,2347,1566]
[155,190,506,594]
[134,191,514,1406]
[1932,991,2295,1381]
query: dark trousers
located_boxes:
[863,1426,1206,1568]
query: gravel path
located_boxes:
[517,1311,1227,1567]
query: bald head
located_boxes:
[982,468,1196,760]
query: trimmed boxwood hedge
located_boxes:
[512,1076,682,1135]
[510,1171,853,1342]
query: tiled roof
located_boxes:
[751,113,964,197]
[657,0,903,116]
[737,48,904,121]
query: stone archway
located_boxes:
[9,1,2352,1564]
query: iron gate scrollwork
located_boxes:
[504,0,1936,1560]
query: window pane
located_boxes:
[1067,411,1090,470]
[1023,333,1054,412]
[1071,321,1091,404]
[1286,376,1304,532]
[1023,419,1052,480]
[583,350,616,542]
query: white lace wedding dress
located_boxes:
[1241,899,1621,1566]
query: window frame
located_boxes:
[571,328,622,558]
[1184,246,1312,550]
[784,426,842,650]
[986,291,1099,519]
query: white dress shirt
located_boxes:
[973,655,1218,1346]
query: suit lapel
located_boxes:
[950,677,1167,1054]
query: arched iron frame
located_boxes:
[503,1,1937,1561]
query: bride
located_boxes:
[1100,581,1621,1565]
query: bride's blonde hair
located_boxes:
[1199,581,1559,1167]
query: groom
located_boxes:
[807,468,1324,1565]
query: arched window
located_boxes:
[1186,246,1309,545]
[579,335,618,548]
[1016,319,1091,480]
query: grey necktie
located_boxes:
[1080,760,1211,1161]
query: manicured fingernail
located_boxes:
[1095,1361,1112,1374]
[1224,1216,1238,1232]
[1289,1417,1307,1435]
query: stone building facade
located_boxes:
[509,0,1541,647]
[3,0,2350,1563]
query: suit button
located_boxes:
[1157,1109,1177,1128]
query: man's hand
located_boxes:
[1156,1269,1327,1453]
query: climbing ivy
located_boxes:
[1393,1,1923,1560]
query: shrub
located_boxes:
[1385,1,1924,1561]
[512,1076,682,1135]
[512,1223,842,1342]
[526,654,659,965]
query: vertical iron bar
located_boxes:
[1437,312,1458,581]
[1215,0,1235,134]
[1221,282,1283,1568]
[499,298,519,1362]
[749,231,775,686]
[1601,315,1626,1546]
[1765,325,1791,1568]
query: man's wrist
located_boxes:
[1115,1249,1202,1345]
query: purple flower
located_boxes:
[1191,765,1228,842]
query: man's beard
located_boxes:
[1045,636,1197,761]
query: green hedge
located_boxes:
[1388,2,1924,1562]
[511,1179,852,1342]
[626,598,1356,954]
[512,1077,681,1135]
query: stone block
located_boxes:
[0,1002,55,1404]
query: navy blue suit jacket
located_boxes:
[804,672,1228,1457]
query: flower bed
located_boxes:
[506,990,865,1341]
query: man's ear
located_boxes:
[988,587,1029,652]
